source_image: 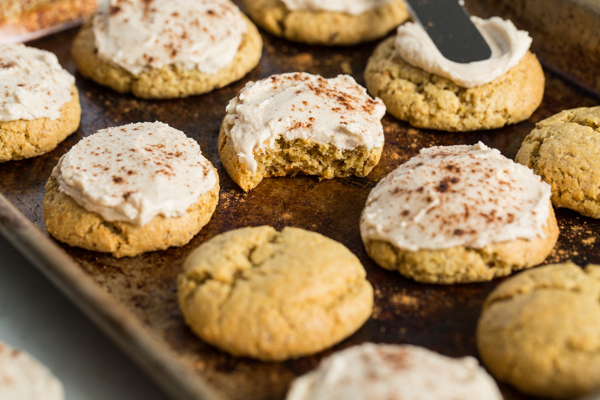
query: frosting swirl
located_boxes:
[395,17,532,88]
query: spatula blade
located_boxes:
[404,0,492,64]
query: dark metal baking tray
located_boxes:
[0,1,598,399]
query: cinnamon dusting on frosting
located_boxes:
[0,44,74,122]
[93,0,247,75]
[224,72,385,172]
[56,122,217,226]
[360,142,552,251]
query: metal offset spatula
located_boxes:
[404,0,492,63]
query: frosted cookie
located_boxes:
[286,343,503,400]
[360,142,559,284]
[71,0,262,99]
[365,17,544,131]
[243,0,409,46]
[0,341,64,400]
[477,263,600,399]
[516,107,600,218]
[43,122,219,258]
[219,72,386,191]
[0,44,80,163]
[177,226,373,361]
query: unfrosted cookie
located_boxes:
[0,342,64,400]
[177,226,373,361]
[243,0,408,46]
[219,72,385,191]
[360,142,559,284]
[516,106,600,218]
[477,263,600,399]
[43,122,219,258]
[286,343,503,400]
[365,18,544,131]
[71,0,262,99]
[0,44,80,162]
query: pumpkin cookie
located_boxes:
[365,17,544,131]
[0,44,80,162]
[477,263,600,399]
[43,122,219,258]
[177,226,373,361]
[243,0,408,46]
[219,72,385,191]
[286,343,503,400]
[360,142,559,284]
[71,0,262,99]
[0,342,64,400]
[516,106,600,218]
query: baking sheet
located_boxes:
[1,2,599,399]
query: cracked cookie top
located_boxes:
[286,343,503,400]
[55,122,217,226]
[93,0,247,75]
[177,226,373,361]
[361,142,552,251]
[516,106,600,218]
[477,262,600,398]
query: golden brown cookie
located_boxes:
[364,38,545,131]
[70,17,262,99]
[243,0,409,45]
[43,169,219,258]
[516,106,600,218]
[477,262,600,399]
[0,85,80,163]
[364,207,559,284]
[177,226,373,361]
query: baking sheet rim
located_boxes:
[0,192,223,400]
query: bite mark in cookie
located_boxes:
[219,72,385,191]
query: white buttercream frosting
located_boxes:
[56,122,217,227]
[281,0,393,15]
[0,44,74,122]
[360,142,552,251]
[395,17,532,88]
[0,342,64,400]
[223,72,386,172]
[286,343,503,400]
[93,0,248,75]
